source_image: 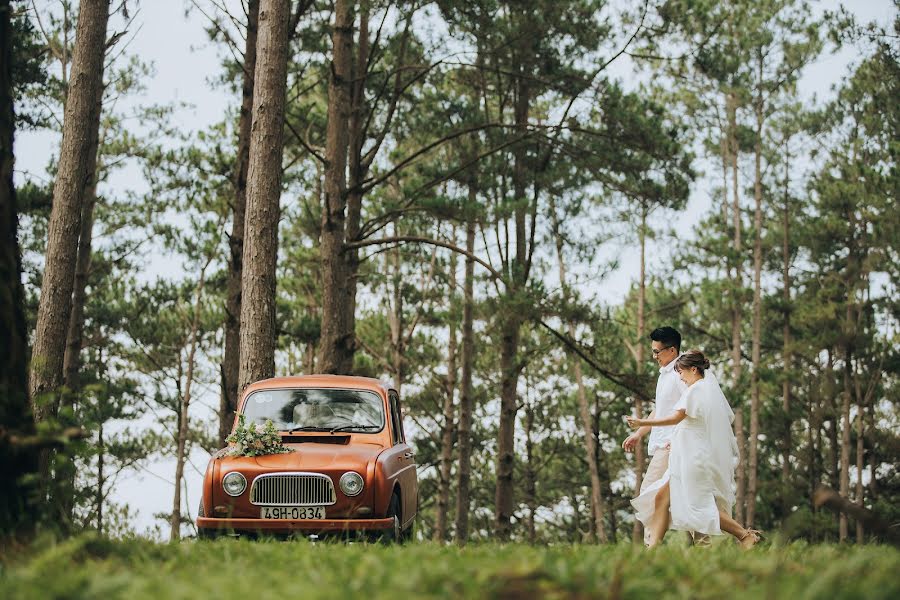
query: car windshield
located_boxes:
[241,388,385,432]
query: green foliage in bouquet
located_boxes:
[225,415,293,457]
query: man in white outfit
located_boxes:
[622,326,706,545]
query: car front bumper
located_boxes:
[196,516,395,535]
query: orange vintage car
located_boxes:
[197,375,418,541]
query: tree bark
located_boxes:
[747,77,764,528]
[839,341,852,542]
[386,226,403,392]
[632,206,647,542]
[29,0,110,418]
[221,0,260,446]
[780,139,792,511]
[523,401,537,544]
[0,0,39,536]
[454,192,477,546]
[96,420,103,535]
[854,373,864,543]
[62,110,101,399]
[494,74,530,540]
[316,0,355,375]
[727,91,746,524]
[171,263,208,541]
[435,234,458,542]
[57,126,100,525]
[237,0,290,392]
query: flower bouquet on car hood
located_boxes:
[225,415,293,457]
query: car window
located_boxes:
[242,388,385,432]
[389,392,405,445]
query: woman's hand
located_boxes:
[625,416,643,430]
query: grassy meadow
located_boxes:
[2,536,899,599]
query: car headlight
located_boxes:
[339,472,364,497]
[222,472,247,497]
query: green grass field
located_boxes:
[2,535,899,599]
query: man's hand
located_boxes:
[622,432,641,452]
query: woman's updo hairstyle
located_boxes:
[675,350,711,375]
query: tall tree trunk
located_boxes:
[62,118,101,397]
[29,0,110,417]
[727,91,746,523]
[828,418,839,492]
[57,134,100,525]
[825,349,839,499]
[435,235,458,542]
[632,206,647,542]
[571,486,583,541]
[454,194,477,546]
[316,0,355,375]
[0,0,39,535]
[839,342,851,542]
[170,263,208,542]
[551,198,607,543]
[809,376,822,514]
[854,373,864,543]
[96,419,103,535]
[386,225,403,392]
[221,0,260,446]
[780,140,792,512]
[494,75,530,540]
[340,6,369,376]
[867,390,876,522]
[523,400,537,544]
[747,80,764,528]
[574,353,607,543]
[237,0,290,392]
[495,308,522,540]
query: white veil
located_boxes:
[699,369,739,512]
[706,369,735,423]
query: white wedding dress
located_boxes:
[631,371,739,535]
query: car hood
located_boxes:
[217,441,385,472]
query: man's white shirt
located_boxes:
[647,355,688,456]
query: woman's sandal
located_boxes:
[738,529,763,549]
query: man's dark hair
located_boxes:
[649,326,681,351]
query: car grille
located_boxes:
[250,473,337,506]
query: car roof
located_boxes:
[241,374,393,399]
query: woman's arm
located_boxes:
[626,409,686,429]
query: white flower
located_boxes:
[255,424,266,434]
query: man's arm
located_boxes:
[622,410,655,452]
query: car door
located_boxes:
[389,390,417,525]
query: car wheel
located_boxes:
[400,518,415,544]
[400,493,419,543]
[381,492,402,544]
[197,501,216,540]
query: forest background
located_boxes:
[2,0,897,545]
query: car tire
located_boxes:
[197,501,218,540]
[400,493,419,544]
[380,492,402,544]
[400,518,415,544]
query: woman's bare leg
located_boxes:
[718,510,759,548]
[647,483,671,547]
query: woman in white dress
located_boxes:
[626,350,761,548]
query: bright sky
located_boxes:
[13,0,896,537]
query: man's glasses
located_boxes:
[651,345,673,356]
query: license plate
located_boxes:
[260,506,325,520]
